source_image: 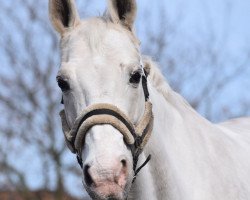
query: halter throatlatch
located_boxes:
[59,70,153,181]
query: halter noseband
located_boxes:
[59,68,153,182]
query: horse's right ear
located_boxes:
[49,0,80,35]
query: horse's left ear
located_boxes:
[107,0,137,30]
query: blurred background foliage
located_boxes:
[0,0,249,199]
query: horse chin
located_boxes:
[84,181,131,200]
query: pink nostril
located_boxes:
[114,159,128,187]
[121,159,127,168]
[84,165,94,187]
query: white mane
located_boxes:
[143,56,199,114]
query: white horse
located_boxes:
[49,0,250,199]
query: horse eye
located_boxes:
[57,77,70,92]
[129,71,141,85]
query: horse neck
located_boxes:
[132,82,213,200]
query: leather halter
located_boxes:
[59,68,154,181]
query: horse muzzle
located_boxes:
[83,156,129,200]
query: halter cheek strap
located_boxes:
[59,69,153,181]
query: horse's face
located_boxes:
[57,22,144,198]
[50,0,143,199]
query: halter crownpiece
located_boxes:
[59,67,154,181]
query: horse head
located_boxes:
[49,1,153,199]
